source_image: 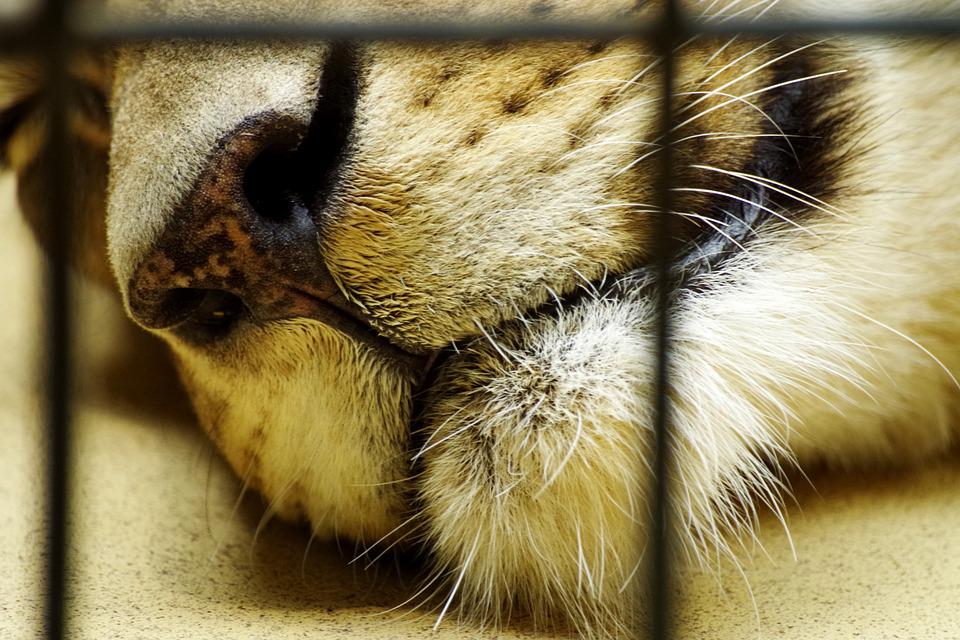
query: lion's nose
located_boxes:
[126,111,349,341]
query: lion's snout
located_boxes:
[125,108,374,350]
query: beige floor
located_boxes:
[2,170,959,639]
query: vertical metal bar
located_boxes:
[39,0,73,638]
[648,1,683,639]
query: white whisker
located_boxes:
[433,532,481,630]
[672,186,818,235]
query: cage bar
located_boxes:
[4,13,960,52]
[649,5,681,639]
[36,0,72,639]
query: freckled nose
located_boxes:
[126,111,347,339]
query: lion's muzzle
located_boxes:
[122,45,421,366]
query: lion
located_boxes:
[3,0,960,636]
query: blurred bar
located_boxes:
[37,0,72,638]
[648,3,681,639]
[2,15,960,54]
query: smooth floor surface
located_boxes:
[2,172,960,639]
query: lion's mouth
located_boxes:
[176,45,847,398]
[171,281,435,375]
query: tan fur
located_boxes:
[4,0,960,637]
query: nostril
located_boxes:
[168,289,248,344]
[130,287,207,330]
[242,146,307,223]
[186,289,247,327]
[130,287,247,337]
[241,44,360,227]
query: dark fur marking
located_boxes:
[540,66,565,89]
[567,122,591,149]
[417,64,462,106]
[586,41,609,55]
[464,128,485,146]
[597,89,619,110]
[615,42,862,296]
[538,158,564,175]
[502,92,532,115]
[437,65,462,83]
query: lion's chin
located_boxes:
[170,318,424,543]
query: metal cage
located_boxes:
[3,0,960,638]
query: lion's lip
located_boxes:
[266,285,434,374]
